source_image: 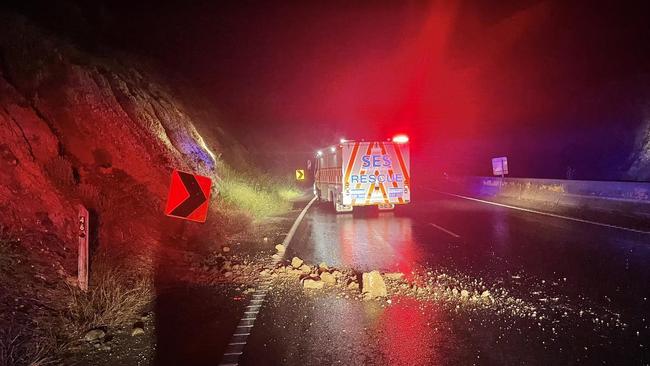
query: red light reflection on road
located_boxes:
[333,214,418,273]
[377,297,447,365]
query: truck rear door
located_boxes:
[342,141,410,206]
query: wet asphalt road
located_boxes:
[237,189,650,365]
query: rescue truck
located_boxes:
[314,135,410,212]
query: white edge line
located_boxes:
[220,197,317,365]
[429,188,650,235]
[428,223,461,238]
[281,196,318,250]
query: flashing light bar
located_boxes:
[392,134,409,143]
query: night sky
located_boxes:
[6,0,650,180]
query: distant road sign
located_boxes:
[165,170,212,223]
[492,157,509,176]
[296,169,305,180]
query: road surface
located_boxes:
[234,189,650,365]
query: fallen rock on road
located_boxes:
[320,272,337,285]
[303,278,324,289]
[291,257,304,269]
[383,272,405,280]
[362,271,387,300]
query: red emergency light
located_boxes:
[392,134,409,143]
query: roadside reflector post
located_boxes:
[77,204,89,292]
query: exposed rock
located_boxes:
[481,290,491,298]
[260,269,270,277]
[98,166,113,175]
[291,257,303,268]
[347,281,360,290]
[303,279,324,289]
[299,264,311,274]
[332,270,342,278]
[84,329,106,343]
[272,254,280,260]
[222,246,231,253]
[320,272,336,285]
[275,244,285,253]
[460,289,470,299]
[318,262,329,270]
[362,271,387,299]
[131,322,145,336]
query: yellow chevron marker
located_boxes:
[295,169,305,180]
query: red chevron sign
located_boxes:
[164,170,212,223]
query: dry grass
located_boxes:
[64,261,152,331]
[0,322,56,366]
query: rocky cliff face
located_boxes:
[0,13,230,275]
[628,103,650,181]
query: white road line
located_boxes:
[281,196,318,250]
[428,223,461,238]
[219,196,317,366]
[430,189,650,235]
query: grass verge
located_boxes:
[217,160,302,219]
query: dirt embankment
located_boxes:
[0,12,287,364]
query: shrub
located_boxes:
[0,322,55,366]
[64,262,152,331]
